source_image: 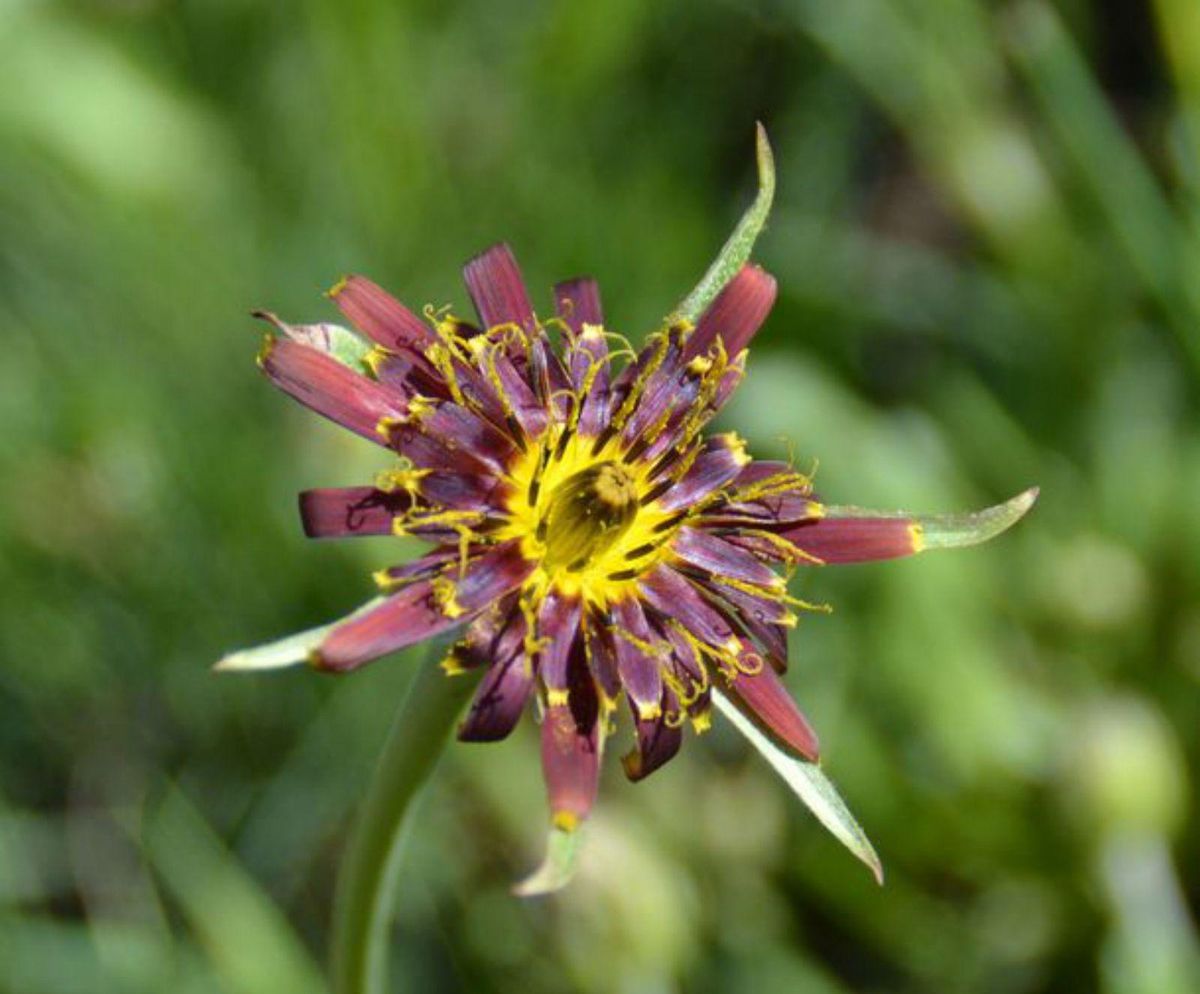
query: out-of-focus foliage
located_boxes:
[1,0,1198,991]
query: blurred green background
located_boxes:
[3,0,1199,991]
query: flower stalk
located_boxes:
[330,649,478,994]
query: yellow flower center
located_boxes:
[498,424,683,604]
[539,462,638,571]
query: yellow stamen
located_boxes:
[909,522,926,553]
[553,811,581,832]
[431,575,464,618]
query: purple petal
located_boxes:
[583,614,622,705]
[731,460,791,487]
[669,525,781,588]
[407,401,518,476]
[459,610,533,742]
[486,349,549,440]
[463,243,536,333]
[259,338,406,445]
[536,589,583,703]
[329,275,435,351]
[382,421,511,477]
[781,515,921,564]
[540,643,602,829]
[712,354,746,411]
[617,331,686,446]
[622,695,682,782]
[699,460,818,527]
[637,565,737,650]
[298,486,411,538]
[658,618,707,688]
[702,492,818,528]
[568,326,611,438]
[684,264,777,360]
[373,547,461,589]
[554,277,603,334]
[529,333,571,413]
[314,540,533,671]
[540,704,601,830]
[692,574,791,670]
[418,471,511,512]
[723,652,820,761]
[656,433,750,512]
[368,350,446,403]
[610,598,664,719]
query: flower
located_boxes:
[235,242,1036,853]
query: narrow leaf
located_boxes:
[713,689,883,884]
[143,786,327,994]
[675,122,776,324]
[214,598,385,672]
[512,825,585,897]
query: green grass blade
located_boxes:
[143,787,327,994]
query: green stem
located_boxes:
[330,650,477,994]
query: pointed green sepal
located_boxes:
[912,486,1039,553]
[252,310,375,375]
[214,598,385,673]
[714,689,883,884]
[674,122,776,324]
[512,824,585,897]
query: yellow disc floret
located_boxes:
[498,423,684,605]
